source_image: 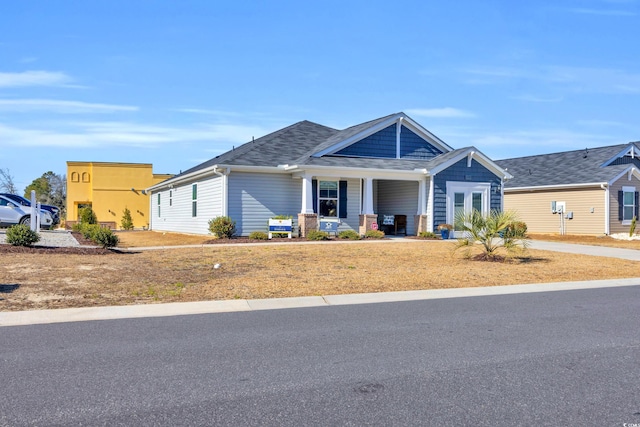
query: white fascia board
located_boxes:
[400,116,452,153]
[146,164,221,192]
[600,143,638,167]
[288,165,427,181]
[504,182,607,192]
[428,148,512,179]
[312,115,400,158]
[608,165,640,185]
[146,164,290,192]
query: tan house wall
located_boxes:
[608,174,640,234]
[504,187,606,235]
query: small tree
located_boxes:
[121,207,134,230]
[0,168,17,194]
[453,209,529,261]
[79,206,98,224]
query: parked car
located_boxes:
[0,193,60,225]
[0,195,53,229]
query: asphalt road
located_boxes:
[2,286,640,426]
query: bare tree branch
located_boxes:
[0,168,17,194]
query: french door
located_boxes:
[446,182,491,237]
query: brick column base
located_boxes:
[414,215,429,235]
[297,213,318,238]
[359,214,378,235]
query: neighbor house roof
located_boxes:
[496,143,640,189]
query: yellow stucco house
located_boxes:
[66,162,173,230]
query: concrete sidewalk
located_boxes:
[2,277,639,327]
[529,240,640,261]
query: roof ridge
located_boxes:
[497,142,634,162]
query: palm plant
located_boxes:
[453,209,529,260]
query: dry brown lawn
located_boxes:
[2,230,639,312]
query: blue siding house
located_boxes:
[147,112,511,237]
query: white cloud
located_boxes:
[406,107,476,118]
[174,108,243,117]
[0,99,139,113]
[0,70,73,88]
[0,120,274,149]
[511,94,564,103]
[463,65,640,94]
[568,8,636,16]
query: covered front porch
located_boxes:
[294,172,431,237]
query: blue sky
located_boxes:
[1,0,639,192]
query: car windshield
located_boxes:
[11,195,31,206]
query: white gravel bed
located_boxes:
[0,229,81,247]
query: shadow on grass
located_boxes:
[465,254,551,263]
[512,256,550,264]
[0,284,20,293]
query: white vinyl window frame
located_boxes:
[318,180,338,218]
[622,185,636,225]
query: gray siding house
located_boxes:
[147,112,511,237]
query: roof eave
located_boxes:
[504,182,608,192]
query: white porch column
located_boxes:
[363,177,374,214]
[418,177,427,215]
[427,176,435,232]
[301,174,314,214]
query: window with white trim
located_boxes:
[318,180,338,217]
[157,193,161,217]
[622,186,636,223]
[192,184,197,217]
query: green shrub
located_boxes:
[338,230,361,240]
[630,216,637,237]
[364,229,385,239]
[71,222,83,233]
[418,231,438,239]
[306,230,329,241]
[208,216,236,239]
[5,224,40,246]
[120,207,134,230]
[80,223,101,240]
[79,207,98,225]
[93,227,119,248]
[249,231,268,240]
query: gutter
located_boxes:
[504,182,608,192]
[283,164,428,176]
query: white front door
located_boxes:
[446,182,491,237]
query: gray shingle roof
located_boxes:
[174,120,338,177]
[496,143,640,188]
[160,113,502,186]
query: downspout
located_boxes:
[213,168,230,217]
[601,183,609,235]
